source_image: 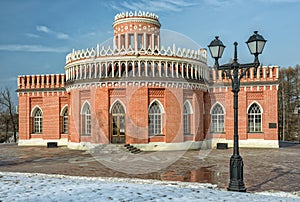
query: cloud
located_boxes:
[110,0,198,12]
[36,25,70,40]
[36,25,51,33]
[0,44,69,53]
[25,33,40,38]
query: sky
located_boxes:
[0,0,300,103]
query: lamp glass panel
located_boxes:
[218,46,225,58]
[257,41,266,54]
[247,41,257,55]
[209,46,220,58]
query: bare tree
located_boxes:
[278,65,300,141]
[0,87,17,142]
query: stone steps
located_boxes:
[124,144,142,154]
[90,144,142,154]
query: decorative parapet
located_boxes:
[113,11,160,28]
[65,45,207,65]
[17,74,65,90]
[114,11,159,21]
[209,65,280,83]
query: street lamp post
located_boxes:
[208,31,267,192]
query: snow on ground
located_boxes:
[0,172,299,202]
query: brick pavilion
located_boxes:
[17,11,279,150]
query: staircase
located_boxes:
[124,144,142,154]
[90,144,142,154]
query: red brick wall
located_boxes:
[18,91,68,140]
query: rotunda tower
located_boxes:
[112,11,161,51]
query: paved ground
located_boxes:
[0,142,299,194]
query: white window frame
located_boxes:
[247,102,263,132]
[210,103,225,133]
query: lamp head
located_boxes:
[246,31,267,55]
[208,36,226,59]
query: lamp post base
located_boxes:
[227,155,247,192]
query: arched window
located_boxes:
[211,103,225,133]
[248,103,262,132]
[33,108,42,134]
[148,101,162,136]
[61,107,68,134]
[81,102,91,135]
[183,101,192,135]
[111,101,126,144]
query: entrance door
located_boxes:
[111,102,125,144]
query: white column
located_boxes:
[98,63,101,78]
[125,61,128,77]
[257,66,260,79]
[118,34,121,49]
[94,63,97,78]
[269,67,273,80]
[119,61,121,77]
[75,66,78,79]
[165,63,168,77]
[105,62,108,78]
[72,66,74,80]
[263,66,266,79]
[133,62,135,77]
[176,63,179,78]
[159,62,162,77]
[138,61,141,77]
[85,64,87,79]
[112,63,115,78]
[152,62,155,76]
[80,65,83,79]
[65,70,67,81]
[191,65,194,79]
[145,61,148,77]
[89,64,92,79]
[171,62,174,78]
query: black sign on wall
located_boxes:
[269,123,277,128]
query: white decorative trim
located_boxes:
[247,101,264,114]
[149,99,165,113]
[183,100,193,114]
[18,138,68,147]
[80,101,90,115]
[60,104,68,116]
[66,81,208,92]
[30,105,43,117]
[210,101,226,115]
[109,99,126,113]
[208,138,279,148]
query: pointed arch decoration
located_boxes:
[148,99,165,113]
[30,105,43,117]
[247,101,264,114]
[109,99,126,114]
[210,102,225,114]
